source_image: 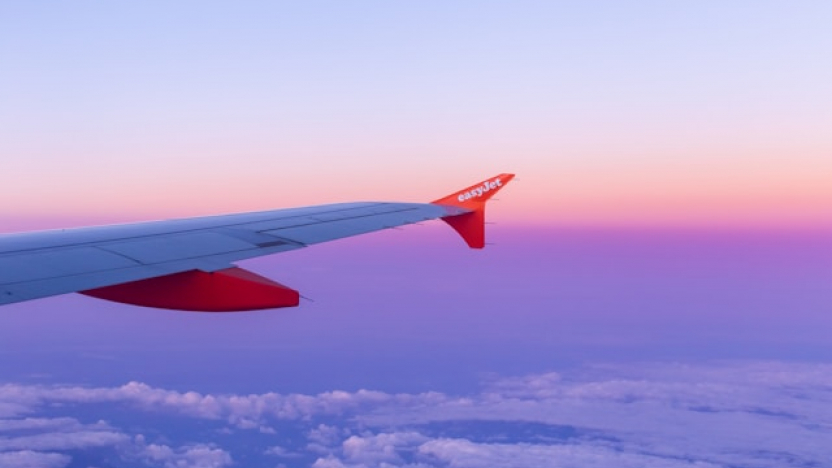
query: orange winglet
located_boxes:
[432,173,515,249]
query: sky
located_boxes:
[1,1,832,467]
[2,1,831,228]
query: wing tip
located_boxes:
[431,174,515,249]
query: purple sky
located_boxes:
[2,226,830,394]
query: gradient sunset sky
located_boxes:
[2,2,832,468]
[2,1,830,230]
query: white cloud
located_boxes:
[307,424,350,454]
[0,450,72,468]
[0,430,128,451]
[264,444,302,457]
[0,450,71,468]
[317,431,721,468]
[418,438,720,468]
[356,361,832,468]
[0,416,126,460]
[138,443,233,468]
[342,432,429,465]
[311,456,352,468]
[0,417,89,432]
[0,416,234,468]
[0,381,446,426]
[1,360,831,467]
[309,424,348,447]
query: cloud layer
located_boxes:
[1,361,831,467]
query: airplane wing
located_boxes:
[0,174,514,311]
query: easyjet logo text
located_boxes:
[458,178,502,202]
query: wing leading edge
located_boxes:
[0,174,514,311]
